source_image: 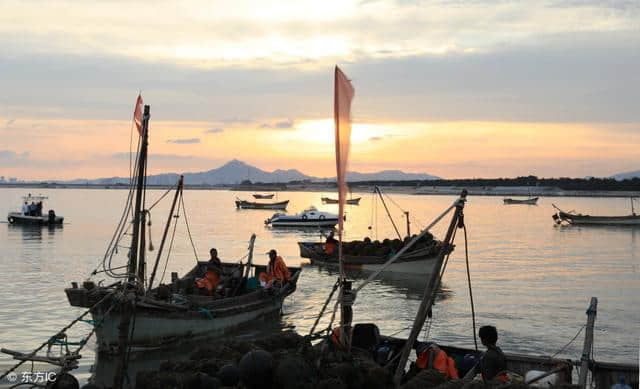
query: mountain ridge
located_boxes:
[63,159,440,185]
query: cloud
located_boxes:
[260,119,295,129]
[204,127,224,134]
[166,138,201,144]
[0,150,29,160]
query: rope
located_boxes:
[309,279,340,335]
[1,292,114,380]
[148,187,174,211]
[180,194,199,262]
[158,204,180,285]
[463,220,478,351]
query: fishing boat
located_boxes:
[6,194,64,225]
[61,104,300,389]
[321,196,361,205]
[552,201,640,226]
[235,199,289,210]
[503,197,538,205]
[252,193,274,199]
[265,206,339,228]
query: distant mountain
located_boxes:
[611,170,640,180]
[62,159,439,185]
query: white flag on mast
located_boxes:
[334,66,355,244]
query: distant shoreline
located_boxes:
[1,183,638,198]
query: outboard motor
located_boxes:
[48,209,56,223]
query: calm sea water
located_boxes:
[0,188,638,385]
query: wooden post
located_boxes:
[405,211,410,238]
[578,297,597,389]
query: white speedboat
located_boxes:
[265,206,339,228]
[7,194,64,225]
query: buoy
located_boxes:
[218,363,240,386]
[239,349,274,389]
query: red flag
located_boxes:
[334,66,355,238]
[133,93,144,135]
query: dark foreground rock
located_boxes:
[135,331,534,389]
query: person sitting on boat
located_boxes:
[475,325,507,382]
[259,249,291,288]
[324,231,338,256]
[21,202,29,215]
[195,248,223,296]
[411,341,459,380]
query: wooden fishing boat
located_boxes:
[6,194,63,225]
[298,236,448,276]
[553,202,640,226]
[322,196,361,205]
[503,197,538,205]
[252,193,274,199]
[65,260,300,350]
[265,207,339,228]
[61,103,301,377]
[235,199,289,210]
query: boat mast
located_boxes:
[147,175,183,291]
[114,104,150,389]
[393,190,467,387]
[127,105,150,285]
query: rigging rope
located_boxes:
[462,219,478,351]
[308,279,341,336]
[159,202,181,285]
[180,193,199,262]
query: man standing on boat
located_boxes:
[21,202,28,215]
[259,249,291,287]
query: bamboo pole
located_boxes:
[393,190,467,388]
[578,297,598,389]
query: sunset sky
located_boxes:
[1,0,638,180]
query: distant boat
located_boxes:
[504,197,538,205]
[235,199,289,210]
[7,194,64,225]
[552,201,640,226]
[265,207,338,228]
[321,196,361,205]
[252,193,274,199]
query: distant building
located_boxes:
[0,176,5,183]
[9,177,18,183]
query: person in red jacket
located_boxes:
[259,249,291,287]
[415,342,459,379]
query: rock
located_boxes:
[239,349,274,389]
[273,355,315,389]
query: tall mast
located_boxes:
[127,105,150,285]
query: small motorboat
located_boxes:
[7,194,64,225]
[235,199,289,210]
[503,197,538,205]
[253,193,275,199]
[321,196,361,205]
[265,206,339,228]
[552,201,640,226]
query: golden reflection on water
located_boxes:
[0,188,638,382]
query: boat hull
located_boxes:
[7,212,63,225]
[321,197,361,205]
[253,194,275,199]
[503,197,538,205]
[558,212,640,225]
[269,218,338,228]
[298,242,440,276]
[90,294,285,350]
[235,200,289,210]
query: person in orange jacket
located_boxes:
[259,249,291,287]
[415,342,459,379]
[324,231,338,256]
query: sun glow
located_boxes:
[292,119,388,144]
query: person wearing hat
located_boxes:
[259,249,291,288]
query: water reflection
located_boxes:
[7,223,63,243]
